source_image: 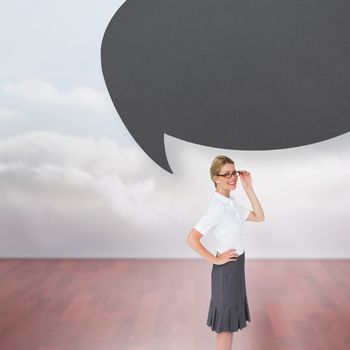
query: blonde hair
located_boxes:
[210,155,235,188]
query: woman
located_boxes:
[186,155,265,350]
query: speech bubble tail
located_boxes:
[132,129,173,174]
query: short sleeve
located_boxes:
[235,202,251,222]
[194,204,223,236]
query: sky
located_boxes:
[0,0,349,258]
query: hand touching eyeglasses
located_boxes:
[238,170,252,191]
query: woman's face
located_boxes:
[215,163,239,191]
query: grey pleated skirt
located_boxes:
[206,251,251,333]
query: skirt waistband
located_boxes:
[216,251,245,257]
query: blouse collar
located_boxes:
[214,191,235,203]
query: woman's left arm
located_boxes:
[239,170,265,222]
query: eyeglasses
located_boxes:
[216,170,241,179]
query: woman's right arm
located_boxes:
[188,203,238,264]
[186,229,239,265]
[186,228,218,264]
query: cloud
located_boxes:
[0,131,182,257]
[0,130,349,258]
[0,107,16,119]
[0,131,169,223]
[0,107,26,121]
[3,78,113,112]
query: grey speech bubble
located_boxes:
[101,0,350,173]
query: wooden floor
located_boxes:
[0,257,349,350]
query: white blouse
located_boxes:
[194,191,251,256]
